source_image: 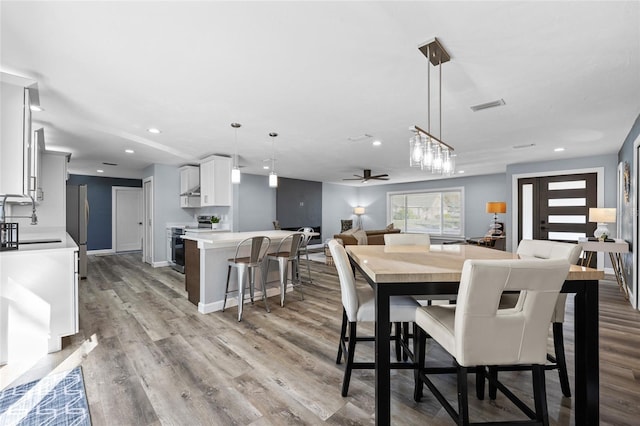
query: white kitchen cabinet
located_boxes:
[179,165,200,208]
[199,155,231,206]
[0,236,78,364]
[0,80,31,197]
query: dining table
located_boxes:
[346,243,604,425]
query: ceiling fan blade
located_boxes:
[343,177,363,181]
[369,174,389,179]
[371,177,390,180]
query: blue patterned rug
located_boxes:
[0,367,91,426]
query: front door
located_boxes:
[518,173,597,247]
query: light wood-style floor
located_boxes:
[3,253,640,425]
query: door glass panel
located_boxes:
[548,198,586,207]
[548,215,586,224]
[548,231,586,241]
[522,184,533,240]
[548,180,586,190]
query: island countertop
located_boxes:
[183,230,304,249]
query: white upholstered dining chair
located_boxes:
[328,239,419,396]
[499,239,583,398]
[414,258,570,425]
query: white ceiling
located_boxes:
[2,1,639,185]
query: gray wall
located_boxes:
[67,174,142,250]
[506,154,619,251]
[236,173,276,232]
[144,164,194,262]
[617,113,640,307]
[354,174,506,240]
[322,183,358,241]
[276,177,322,230]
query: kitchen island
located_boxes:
[182,230,308,314]
[0,228,79,365]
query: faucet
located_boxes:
[0,193,38,225]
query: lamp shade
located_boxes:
[354,206,365,215]
[486,202,506,214]
[589,208,616,223]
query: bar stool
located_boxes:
[296,227,314,284]
[264,232,304,307]
[223,235,271,321]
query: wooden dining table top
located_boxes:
[346,243,604,283]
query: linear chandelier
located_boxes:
[410,37,454,176]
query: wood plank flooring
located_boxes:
[3,252,640,425]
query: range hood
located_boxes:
[180,185,200,196]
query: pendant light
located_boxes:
[231,122,241,184]
[410,37,455,176]
[268,132,278,188]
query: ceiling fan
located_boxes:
[343,169,390,183]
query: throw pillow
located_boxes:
[341,219,353,233]
[342,227,359,236]
[386,223,395,230]
[352,229,368,245]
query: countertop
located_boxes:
[0,227,78,254]
[183,230,306,249]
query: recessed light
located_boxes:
[125,149,135,154]
[372,140,382,146]
[554,147,565,152]
[263,165,270,170]
[147,128,161,134]
[97,169,104,173]
[458,170,465,174]
[30,105,44,112]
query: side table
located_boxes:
[578,238,629,300]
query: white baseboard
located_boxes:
[87,249,114,255]
[153,261,171,268]
[198,286,284,314]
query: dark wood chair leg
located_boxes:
[402,322,410,362]
[532,364,550,426]
[553,322,572,397]
[336,309,347,364]
[394,322,402,361]
[457,365,470,425]
[475,366,485,400]
[341,322,357,397]
[488,366,498,400]
[414,325,427,402]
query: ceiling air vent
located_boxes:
[347,134,373,142]
[470,99,505,112]
[102,162,118,166]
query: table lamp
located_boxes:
[486,202,506,235]
[354,206,365,228]
[588,207,616,240]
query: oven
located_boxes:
[170,227,185,273]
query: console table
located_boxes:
[579,238,629,300]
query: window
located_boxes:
[388,188,464,236]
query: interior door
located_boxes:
[143,178,153,264]
[115,187,143,252]
[518,173,597,247]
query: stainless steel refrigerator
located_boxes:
[66,184,89,278]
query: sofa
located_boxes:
[334,228,401,245]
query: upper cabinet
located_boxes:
[0,80,31,197]
[179,165,200,208]
[199,155,231,207]
[1,74,42,201]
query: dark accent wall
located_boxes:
[277,177,322,243]
[67,175,142,250]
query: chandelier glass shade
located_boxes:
[410,37,454,176]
